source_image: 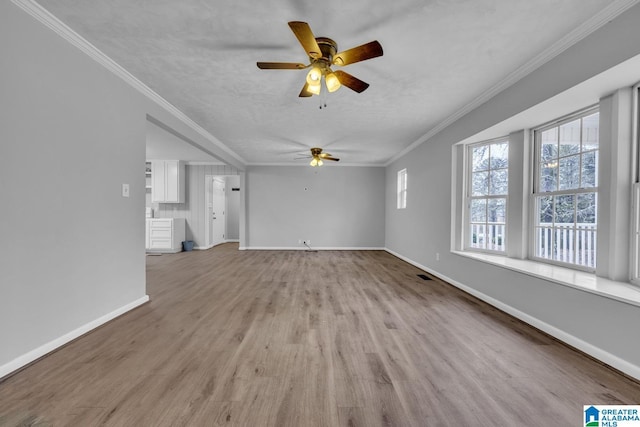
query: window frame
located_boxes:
[631,83,640,284]
[529,105,599,272]
[397,168,407,209]
[464,137,509,254]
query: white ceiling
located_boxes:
[34,0,636,166]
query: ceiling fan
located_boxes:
[257,21,383,97]
[296,147,340,167]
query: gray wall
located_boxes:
[0,1,148,371]
[0,2,242,376]
[245,166,385,249]
[153,165,240,248]
[225,175,241,240]
[385,4,640,375]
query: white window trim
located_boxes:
[632,183,640,283]
[464,137,509,254]
[529,106,599,272]
[397,168,407,209]
[452,86,640,305]
[631,82,640,284]
[452,250,640,308]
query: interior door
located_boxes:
[211,178,226,247]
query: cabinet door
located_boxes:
[149,239,172,249]
[165,161,179,203]
[151,161,166,203]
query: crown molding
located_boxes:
[384,0,640,167]
[11,0,247,168]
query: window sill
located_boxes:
[451,250,640,308]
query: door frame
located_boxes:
[204,175,229,249]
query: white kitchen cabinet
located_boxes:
[145,218,186,253]
[151,160,185,203]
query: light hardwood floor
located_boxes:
[1,244,639,426]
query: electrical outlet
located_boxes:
[122,183,130,197]
[436,252,440,261]
[298,239,302,244]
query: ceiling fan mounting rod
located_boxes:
[313,37,338,64]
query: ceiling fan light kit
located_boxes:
[257,21,383,97]
[310,157,323,167]
[307,147,339,167]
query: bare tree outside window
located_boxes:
[533,110,598,269]
[467,140,508,252]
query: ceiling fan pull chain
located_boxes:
[319,90,327,109]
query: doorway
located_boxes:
[205,176,226,248]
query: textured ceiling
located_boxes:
[35,0,625,165]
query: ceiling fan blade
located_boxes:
[299,83,313,97]
[322,156,340,161]
[257,62,307,70]
[319,152,333,158]
[333,40,383,66]
[333,70,370,93]
[294,155,312,160]
[288,21,322,59]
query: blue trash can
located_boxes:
[182,240,194,251]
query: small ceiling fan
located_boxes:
[296,147,340,167]
[257,21,383,97]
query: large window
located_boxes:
[397,168,407,209]
[467,139,508,252]
[532,108,599,269]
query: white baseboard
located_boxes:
[0,295,150,379]
[194,244,214,250]
[384,248,640,381]
[194,240,239,250]
[243,246,385,251]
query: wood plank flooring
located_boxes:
[1,244,639,426]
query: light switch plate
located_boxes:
[122,183,130,197]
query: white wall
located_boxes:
[245,166,385,249]
[385,4,640,377]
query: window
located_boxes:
[632,83,640,284]
[633,183,640,282]
[532,108,599,269]
[397,168,407,209]
[453,88,636,287]
[466,139,508,252]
